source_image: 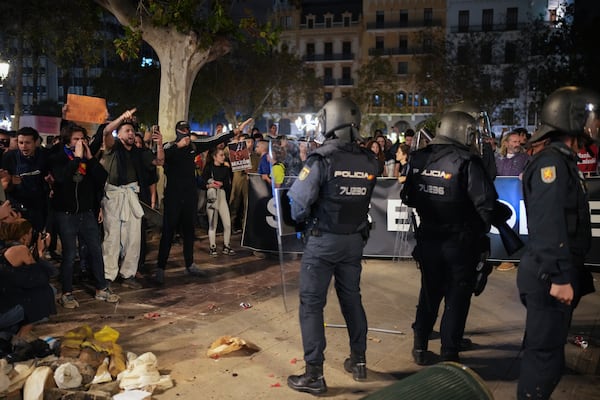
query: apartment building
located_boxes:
[446,0,566,134]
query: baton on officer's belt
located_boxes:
[324,323,404,335]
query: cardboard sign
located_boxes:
[228,141,251,172]
[65,94,108,124]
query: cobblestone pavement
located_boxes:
[32,231,600,399]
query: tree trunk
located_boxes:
[145,29,229,141]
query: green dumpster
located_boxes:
[362,362,493,400]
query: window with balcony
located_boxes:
[458,10,469,33]
[457,45,469,65]
[505,41,516,63]
[324,67,334,85]
[325,16,332,28]
[376,11,384,28]
[307,16,314,29]
[375,36,384,50]
[397,62,408,75]
[481,43,492,64]
[280,15,292,28]
[424,8,433,26]
[399,36,408,53]
[502,107,515,125]
[343,14,350,27]
[341,67,352,85]
[324,42,333,58]
[342,41,352,57]
[482,9,493,31]
[324,92,333,103]
[506,7,518,30]
[372,93,382,107]
[399,9,408,27]
[396,91,406,107]
[306,43,315,59]
[503,70,516,96]
[423,36,433,52]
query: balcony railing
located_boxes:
[299,21,361,30]
[303,53,355,62]
[450,22,528,33]
[366,19,442,30]
[337,78,354,86]
[368,47,426,56]
[323,77,336,86]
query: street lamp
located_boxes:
[0,61,9,82]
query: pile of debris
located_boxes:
[0,324,172,399]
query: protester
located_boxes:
[49,124,119,308]
[202,147,234,257]
[100,108,145,289]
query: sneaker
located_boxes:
[59,293,79,309]
[222,245,235,256]
[209,246,218,257]
[185,263,207,277]
[120,277,143,289]
[95,287,120,303]
[497,262,516,271]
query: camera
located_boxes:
[11,202,27,214]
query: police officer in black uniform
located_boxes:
[517,86,599,400]
[400,111,497,365]
[286,98,379,395]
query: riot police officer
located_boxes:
[400,111,497,365]
[286,98,379,395]
[517,86,599,400]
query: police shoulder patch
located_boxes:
[299,166,311,181]
[540,166,556,183]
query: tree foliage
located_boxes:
[190,45,321,126]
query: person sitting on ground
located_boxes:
[0,218,56,341]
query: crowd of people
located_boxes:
[0,86,598,400]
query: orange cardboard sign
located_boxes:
[65,94,108,124]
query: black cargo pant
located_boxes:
[516,253,592,400]
[298,232,367,366]
[412,231,479,355]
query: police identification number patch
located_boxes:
[299,166,311,181]
[541,166,556,183]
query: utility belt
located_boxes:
[304,218,370,241]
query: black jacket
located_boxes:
[48,145,107,213]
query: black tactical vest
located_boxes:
[407,144,481,231]
[311,143,378,234]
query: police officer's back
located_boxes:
[286,98,379,395]
[401,111,497,365]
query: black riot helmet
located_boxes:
[431,111,477,148]
[445,101,493,155]
[314,97,361,144]
[530,86,600,144]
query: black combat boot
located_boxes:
[412,334,428,366]
[287,364,327,394]
[344,351,367,381]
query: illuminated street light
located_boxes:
[0,61,9,82]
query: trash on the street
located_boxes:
[144,312,161,320]
[91,357,112,384]
[23,365,52,400]
[113,389,153,400]
[240,302,253,309]
[117,352,173,391]
[54,362,82,389]
[573,335,589,349]
[206,336,261,358]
